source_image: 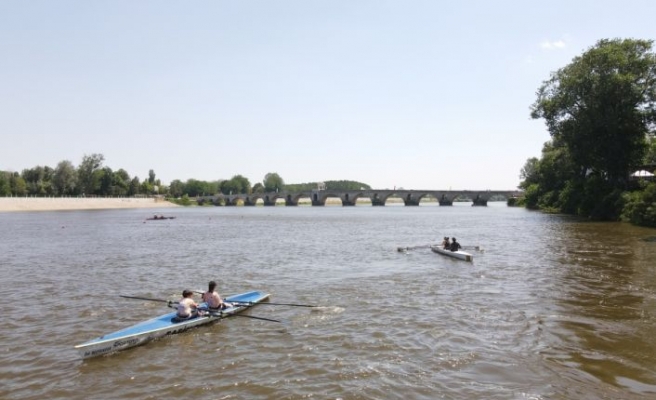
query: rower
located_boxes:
[202,280,232,310]
[442,237,451,249]
[450,238,462,252]
[176,289,199,319]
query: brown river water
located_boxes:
[1,203,655,399]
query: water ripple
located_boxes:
[1,206,655,399]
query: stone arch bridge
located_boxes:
[196,189,521,207]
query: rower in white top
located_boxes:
[202,280,233,310]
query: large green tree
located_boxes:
[128,177,141,196]
[531,38,656,186]
[220,175,251,195]
[0,172,11,196]
[140,179,154,195]
[525,38,656,219]
[252,182,265,193]
[263,172,285,193]
[98,167,114,195]
[10,172,27,196]
[21,166,54,196]
[77,153,105,196]
[112,169,131,196]
[168,179,185,198]
[52,160,77,195]
[185,179,212,197]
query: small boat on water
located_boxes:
[146,215,176,220]
[75,290,269,359]
[430,245,473,262]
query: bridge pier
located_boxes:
[284,195,298,206]
[311,194,324,206]
[472,196,488,206]
[439,195,453,206]
[403,194,420,206]
[340,194,356,206]
[262,196,276,206]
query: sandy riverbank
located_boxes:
[0,197,180,213]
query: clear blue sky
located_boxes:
[1,1,655,190]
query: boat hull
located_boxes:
[75,290,269,359]
[430,246,473,262]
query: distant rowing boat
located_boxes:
[146,216,176,220]
[430,245,473,262]
[75,290,269,359]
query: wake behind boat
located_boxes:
[430,245,473,262]
[75,290,269,359]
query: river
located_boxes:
[1,203,655,399]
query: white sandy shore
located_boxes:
[0,197,180,213]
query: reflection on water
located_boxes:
[541,220,656,396]
[1,205,655,399]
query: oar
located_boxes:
[120,295,176,305]
[201,309,284,323]
[192,291,319,308]
[193,290,239,297]
[397,245,431,252]
[230,301,319,308]
[224,313,283,323]
[461,245,481,251]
